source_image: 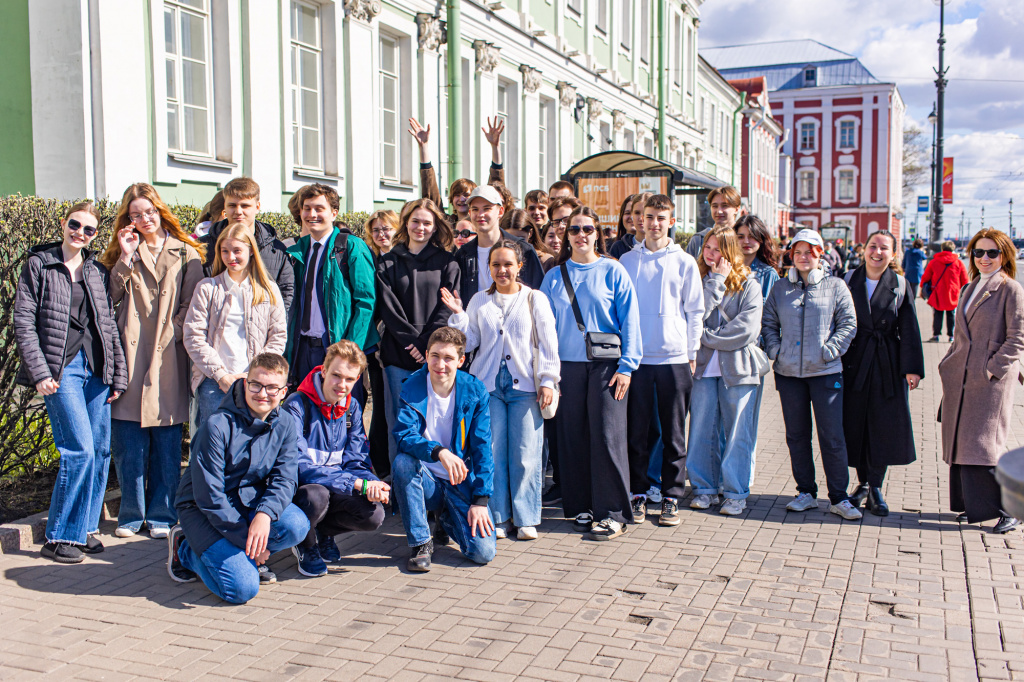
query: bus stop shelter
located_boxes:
[561,151,728,227]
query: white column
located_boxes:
[861,101,873,207]
[244,0,283,207]
[474,41,500,183]
[344,10,378,211]
[522,89,540,193]
[821,104,833,210]
[417,14,444,190]
[876,94,890,209]
[557,82,577,171]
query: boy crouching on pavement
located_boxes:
[283,340,388,577]
[168,354,308,604]
[392,327,496,571]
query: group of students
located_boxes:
[14,125,1024,603]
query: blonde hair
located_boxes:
[101,183,206,268]
[363,209,399,257]
[212,223,278,306]
[697,226,751,294]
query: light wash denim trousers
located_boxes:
[488,362,544,528]
[177,503,309,604]
[686,375,758,500]
[110,420,182,532]
[42,350,111,545]
[381,365,415,466]
[195,376,227,428]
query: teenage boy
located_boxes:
[168,354,308,604]
[409,117,505,227]
[283,341,387,577]
[547,180,575,200]
[454,186,544,302]
[200,177,296,313]
[524,190,550,227]
[686,185,742,260]
[391,327,496,572]
[285,184,378,387]
[619,195,703,526]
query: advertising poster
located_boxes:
[942,157,954,205]
[576,174,669,226]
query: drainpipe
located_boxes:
[730,99,743,186]
[657,0,666,159]
[447,0,462,181]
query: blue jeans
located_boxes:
[382,365,415,466]
[195,377,227,428]
[686,376,758,500]
[43,350,111,545]
[177,503,309,604]
[110,420,182,531]
[392,454,496,564]
[489,362,543,527]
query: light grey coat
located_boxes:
[694,273,764,387]
[762,269,857,378]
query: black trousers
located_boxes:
[932,308,955,337]
[856,463,887,488]
[950,464,1004,523]
[555,361,632,525]
[365,352,390,478]
[293,484,385,548]
[294,336,326,386]
[907,281,919,301]
[626,363,692,499]
[544,418,559,487]
[775,373,850,504]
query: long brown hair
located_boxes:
[967,228,1017,280]
[395,198,454,252]
[733,214,779,271]
[696,226,751,294]
[616,194,636,240]
[500,208,549,255]
[211,222,278,306]
[556,206,608,265]
[101,183,206,268]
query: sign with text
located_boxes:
[943,157,954,205]
[575,174,670,226]
[918,196,929,213]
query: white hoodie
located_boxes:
[618,241,704,365]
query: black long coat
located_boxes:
[841,266,926,468]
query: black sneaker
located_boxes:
[81,533,104,554]
[167,526,197,583]
[432,511,451,547]
[631,496,647,524]
[659,498,681,526]
[572,512,593,533]
[41,542,84,564]
[407,539,433,572]
[258,563,277,583]
[317,531,343,563]
[586,518,625,541]
[542,484,562,506]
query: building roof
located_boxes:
[702,39,886,92]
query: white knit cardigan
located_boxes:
[448,285,560,393]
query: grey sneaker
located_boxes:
[690,494,720,510]
[786,493,817,512]
[258,563,277,583]
[720,498,746,516]
[829,500,864,520]
[631,496,647,523]
[645,486,663,504]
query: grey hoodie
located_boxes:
[694,273,764,387]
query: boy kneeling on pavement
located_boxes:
[392,327,496,571]
[283,340,388,576]
[168,354,308,604]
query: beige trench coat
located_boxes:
[109,238,204,426]
[938,273,1024,467]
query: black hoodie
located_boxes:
[199,219,296,314]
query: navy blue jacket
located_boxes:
[175,380,299,557]
[393,367,494,506]
[902,248,926,285]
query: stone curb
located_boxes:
[0,489,121,554]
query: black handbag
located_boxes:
[922,262,951,299]
[560,263,622,361]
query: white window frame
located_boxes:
[379,33,402,182]
[672,12,683,88]
[835,166,858,203]
[835,115,860,151]
[567,0,583,16]
[620,0,632,51]
[803,67,817,87]
[595,0,608,35]
[164,0,215,158]
[797,168,818,203]
[797,117,820,154]
[290,0,323,171]
[639,0,650,64]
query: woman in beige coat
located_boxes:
[100,184,205,539]
[939,228,1024,534]
[184,222,288,431]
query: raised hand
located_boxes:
[118,227,140,265]
[440,286,464,315]
[483,116,505,148]
[408,117,431,147]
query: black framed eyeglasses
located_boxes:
[972,248,1000,260]
[454,229,475,239]
[67,218,98,237]
[567,224,596,236]
[245,380,287,397]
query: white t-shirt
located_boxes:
[704,350,722,378]
[424,379,456,481]
[865,277,879,302]
[217,285,249,374]
[477,245,494,292]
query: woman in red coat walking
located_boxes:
[920,240,970,342]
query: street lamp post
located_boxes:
[931,0,949,254]
[928,103,937,239]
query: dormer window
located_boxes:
[803,67,817,87]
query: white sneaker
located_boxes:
[495,524,508,540]
[690,494,720,510]
[114,526,137,538]
[645,486,663,504]
[517,526,538,541]
[719,499,746,516]
[829,500,864,521]
[148,526,169,539]
[786,493,817,512]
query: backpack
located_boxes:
[331,229,351,286]
[844,270,906,310]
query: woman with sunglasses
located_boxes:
[14,202,127,563]
[939,229,1024,534]
[541,206,641,541]
[99,183,206,539]
[841,230,925,517]
[453,219,477,250]
[502,208,555,270]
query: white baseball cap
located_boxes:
[467,185,503,207]
[790,228,824,250]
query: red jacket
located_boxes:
[920,251,970,311]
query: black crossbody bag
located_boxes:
[560,263,622,361]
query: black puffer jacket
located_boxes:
[199,219,296,314]
[14,243,128,391]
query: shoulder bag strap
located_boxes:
[559,263,586,334]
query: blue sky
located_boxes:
[698,0,1024,238]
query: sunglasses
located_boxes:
[67,218,98,237]
[972,248,1001,260]
[454,229,475,239]
[566,224,597,236]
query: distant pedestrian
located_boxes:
[938,229,1024,534]
[901,238,927,300]
[920,240,969,342]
